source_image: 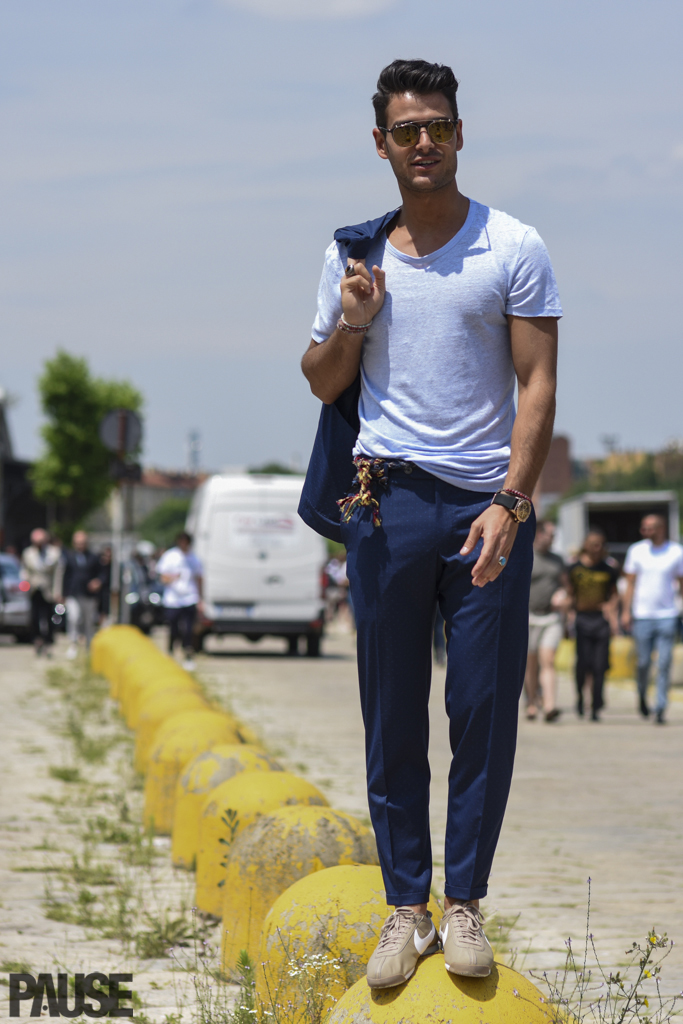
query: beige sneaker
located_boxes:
[366,907,439,989]
[440,903,493,977]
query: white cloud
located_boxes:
[217,0,397,20]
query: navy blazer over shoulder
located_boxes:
[298,208,400,542]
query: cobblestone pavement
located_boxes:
[203,627,683,999]
[1,628,682,1019]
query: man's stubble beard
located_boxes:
[390,156,458,197]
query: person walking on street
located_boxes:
[20,528,61,656]
[156,531,203,671]
[568,528,619,721]
[524,520,567,721]
[301,59,560,988]
[55,530,102,658]
[622,514,683,724]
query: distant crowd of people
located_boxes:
[525,513,683,725]
[13,527,204,670]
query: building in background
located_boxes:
[0,390,47,551]
[533,435,574,516]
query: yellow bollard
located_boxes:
[119,656,188,723]
[126,673,201,729]
[255,865,442,1015]
[172,745,282,869]
[221,805,378,972]
[607,636,636,680]
[195,771,329,916]
[554,637,575,673]
[326,953,552,1023]
[134,690,210,773]
[143,711,244,834]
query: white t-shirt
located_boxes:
[156,547,203,608]
[623,539,683,619]
[311,199,562,492]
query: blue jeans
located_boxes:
[342,463,533,905]
[632,617,678,713]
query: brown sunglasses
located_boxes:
[379,118,456,148]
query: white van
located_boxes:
[186,474,327,656]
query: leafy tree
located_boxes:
[31,351,143,539]
[137,497,192,550]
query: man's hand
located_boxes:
[461,504,519,587]
[87,578,102,593]
[341,260,386,325]
[621,609,632,632]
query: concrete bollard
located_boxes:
[221,805,378,973]
[119,658,190,724]
[134,690,210,773]
[125,673,201,730]
[172,745,282,869]
[606,636,636,680]
[143,711,244,834]
[255,864,442,1016]
[326,953,553,1023]
[195,771,328,916]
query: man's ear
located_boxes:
[372,127,389,161]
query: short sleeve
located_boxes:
[675,548,683,577]
[623,546,638,575]
[156,551,172,574]
[506,228,563,318]
[311,242,345,343]
[190,553,203,576]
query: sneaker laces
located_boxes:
[375,907,419,955]
[442,903,485,946]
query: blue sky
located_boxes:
[1,0,682,470]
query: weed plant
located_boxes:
[533,881,682,1023]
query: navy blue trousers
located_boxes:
[341,465,533,905]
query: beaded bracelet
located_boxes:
[337,315,373,335]
[502,488,533,504]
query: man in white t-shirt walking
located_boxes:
[156,531,203,671]
[302,59,560,988]
[622,514,683,724]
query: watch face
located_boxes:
[516,499,532,523]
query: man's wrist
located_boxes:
[337,314,372,334]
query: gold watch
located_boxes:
[491,490,533,523]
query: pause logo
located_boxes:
[8,973,133,1017]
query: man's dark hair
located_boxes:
[175,530,192,545]
[372,59,459,128]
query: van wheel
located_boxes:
[287,635,300,656]
[306,634,321,658]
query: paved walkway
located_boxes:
[1,628,682,1018]
[203,627,683,997]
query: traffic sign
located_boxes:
[99,409,142,455]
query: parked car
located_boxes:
[186,474,327,656]
[0,553,32,642]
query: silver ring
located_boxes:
[498,556,507,568]
[345,264,357,277]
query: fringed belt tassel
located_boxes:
[337,457,404,528]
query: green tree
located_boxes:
[31,351,143,539]
[137,497,192,550]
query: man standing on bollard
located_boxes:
[622,514,683,724]
[301,59,561,987]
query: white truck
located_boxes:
[186,474,327,656]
